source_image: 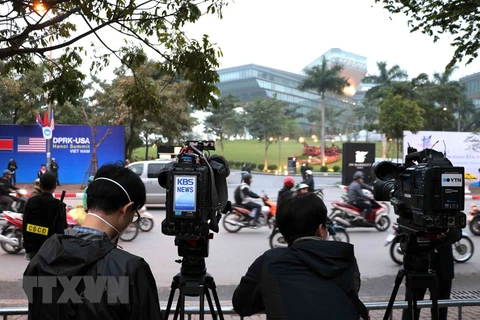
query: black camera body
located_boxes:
[158,141,230,259]
[373,146,466,233]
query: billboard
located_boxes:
[403,131,480,176]
[0,125,124,184]
[342,143,376,186]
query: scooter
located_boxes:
[0,189,29,213]
[385,224,475,264]
[222,193,276,233]
[269,217,350,248]
[468,204,480,236]
[329,189,391,232]
[339,185,390,215]
[0,211,24,254]
[137,206,154,232]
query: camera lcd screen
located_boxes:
[173,175,197,212]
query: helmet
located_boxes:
[353,171,364,180]
[284,176,295,188]
[3,169,13,176]
[33,178,40,186]
[297,183,309,191]
[88,176,95,184]
[306,170,313,175]
[243,173,252,184]
[52,158,55,161]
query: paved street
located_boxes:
[1,173,480,318]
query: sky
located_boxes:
[180,0,479,80]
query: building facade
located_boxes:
[459,72,480,109]
[216,48,367,136]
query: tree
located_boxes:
[0,0,225,109]
[0,63,46,124]
[378,93,424,156]
[204,94,239,155]
[363,61,408,99]
[245,97,295,170]
[299,56,350,166]
[374,0,479,69]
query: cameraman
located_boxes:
[402,229,460,320]
[234,174,263,226]
[347,171,373,221]
[23,164,162,320]
[233,193,366,320]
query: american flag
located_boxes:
[17,137,46,153]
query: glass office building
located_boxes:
[459,72,480,109]
[216,49,367,135]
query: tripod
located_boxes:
[164,258,224,320]
[384,234,439,320]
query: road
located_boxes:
[1,173,479,304]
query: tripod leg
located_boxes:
[430,285,439,320]
[164,281,178,320]
[210,282,224,320]
[383,269,405,320]
[205,288,216,320]
[412,290,419,320]
[199,288,205,320]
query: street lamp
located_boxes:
[299,137,304,143]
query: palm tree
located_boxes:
[299,56,350,166]
[363,61,408,98]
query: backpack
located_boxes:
[234,185,243,205]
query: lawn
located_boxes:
[133,139,403,172]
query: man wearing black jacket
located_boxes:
[23,164,162,320]
[0,170,19,209]
[233,193,364,320]
[22,172,66,260]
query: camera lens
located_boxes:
[373,179,395,201]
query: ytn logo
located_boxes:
[443,178,462,182]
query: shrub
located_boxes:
[235,161,242,168]
[267,164,278,171]
[258,164,265,171]
[333,165,341,172]
[320,166,329,172]
[228,160,235,168]
[249,163,257,170]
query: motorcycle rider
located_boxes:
[302,169,315,192]
[347,171,373,222]
[296,183,310,195]
[30,179,42,198]
[234,174,264,226]
[0,170,19,210]
[278,176,295,205]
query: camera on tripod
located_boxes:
[372,145,466,234]
[158,141,230,260]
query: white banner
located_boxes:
[42,126,53,140]
[403,131,480,176]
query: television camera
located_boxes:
[373,145,466,320]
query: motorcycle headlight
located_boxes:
[471,205,477,214]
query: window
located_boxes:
[129,164,144,176]
[147,163,167,178]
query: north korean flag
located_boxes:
[0,138,13,151]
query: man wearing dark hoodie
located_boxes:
[232,193,364,320]
[23,164,162,320]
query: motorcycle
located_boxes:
[0,207,81,254]
[222,193,276,233]
[137,206,154,232]
[0,189,29,213]
[468,204,480,236]
[269,217,350,248]
[0,212,23,254]
[339,185,390,215]
[385,224,475,265]
[329,189,391,232]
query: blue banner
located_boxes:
[0,125,124,184]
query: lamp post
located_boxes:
[46,34,53,169]
[278,136,281,171]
